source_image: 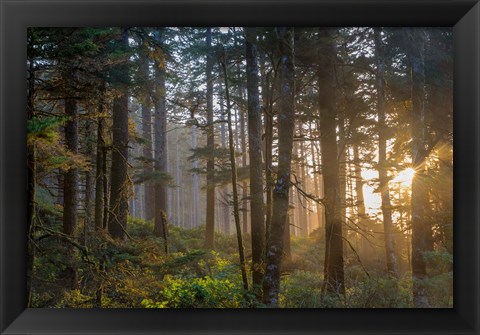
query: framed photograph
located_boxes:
[1,0,479,334]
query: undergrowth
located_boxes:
[31,215,453,308]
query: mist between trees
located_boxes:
[27,27,453,308]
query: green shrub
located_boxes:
[280,270,414,308]
[286,230,324,273]
[345,276,412,308]
[167,225,204,252]
[424,250,453,307]
[280,270,324,308]
[142,274,247,308]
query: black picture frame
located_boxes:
[1,0,478,334]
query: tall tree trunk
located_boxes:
[93,102,106,305]
[405,27,430,308]
[318,28,345,296]
[204,27,216,249]
[352,143,366,254]
[140,40,155,221]
[264,112,274,237]
[153,29,168,252]
[94,110,105,231]
[63,72,79,237]
[102,138,109,230]
[353,144,366,219]
[245,27,266,296]
[84,118,95,243]
[222,50,249,292]
[191,124,200,228]
[108,28,130,239]
[259,44,273,241]
[299,127,308,236]
[56,173,64,206]
[175,132,182,227]
[263,27,296,307]
[437,142,453,257]
[219,90,231,234]
[374,27,398,278]
[235,49,249,235]
[241,124,249,235]
[167,135,173,223]
[62,69,79,290]
[310,125,324,231]
[337,112,347,241]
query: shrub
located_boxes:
[345,276,412,308]
[280,270,324,308]
[286,230,324,273]
[424,250,453,307]
[142,275,247,308]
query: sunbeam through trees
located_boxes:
[27,27,453,308]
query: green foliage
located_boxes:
[168,225,205,251]
[344,277,412,308]
[280,271,413,308]
[30,217,453,308]
[425,250,453,275]
[132,170,174,186]
[280,270,324,307]
[36,187,63,222]
[28,115,89,172]
[27,116,66,143]
[31,218,254,308]
[159,250,209,277]
[142,274,247,308]
[284,230,324,273]
[28,26,453,310]
[424,250,453,307]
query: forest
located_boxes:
[27,27,453,308]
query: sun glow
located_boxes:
[392,168,415,185]
[358,167,415,215]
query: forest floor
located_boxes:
[31,211,453,308]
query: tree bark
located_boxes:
[299,127,309,236]
[175,132,182,227]
[63,72,79,237]
[140,40,155,221]
[404,27,430,308]
[263,27,296,307]
[235,46,249,235]
[84,118,95,242]
[318,28,345,296]
[62,68,79,290]
[259,43,273,241]
[245,27,266,296]
[219,90,231,234]
[102,137,109,230]
[310,124,325,231]
[191,124,200,228]
[337,112,347,241]
[153,29,168,252]
[108,28,130,239]
[222,50,249,292]
[352,143,368,257]
[204,27,216,249]
[353,144,366,219]
[374,27,398,278]
[94,105,105,231]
